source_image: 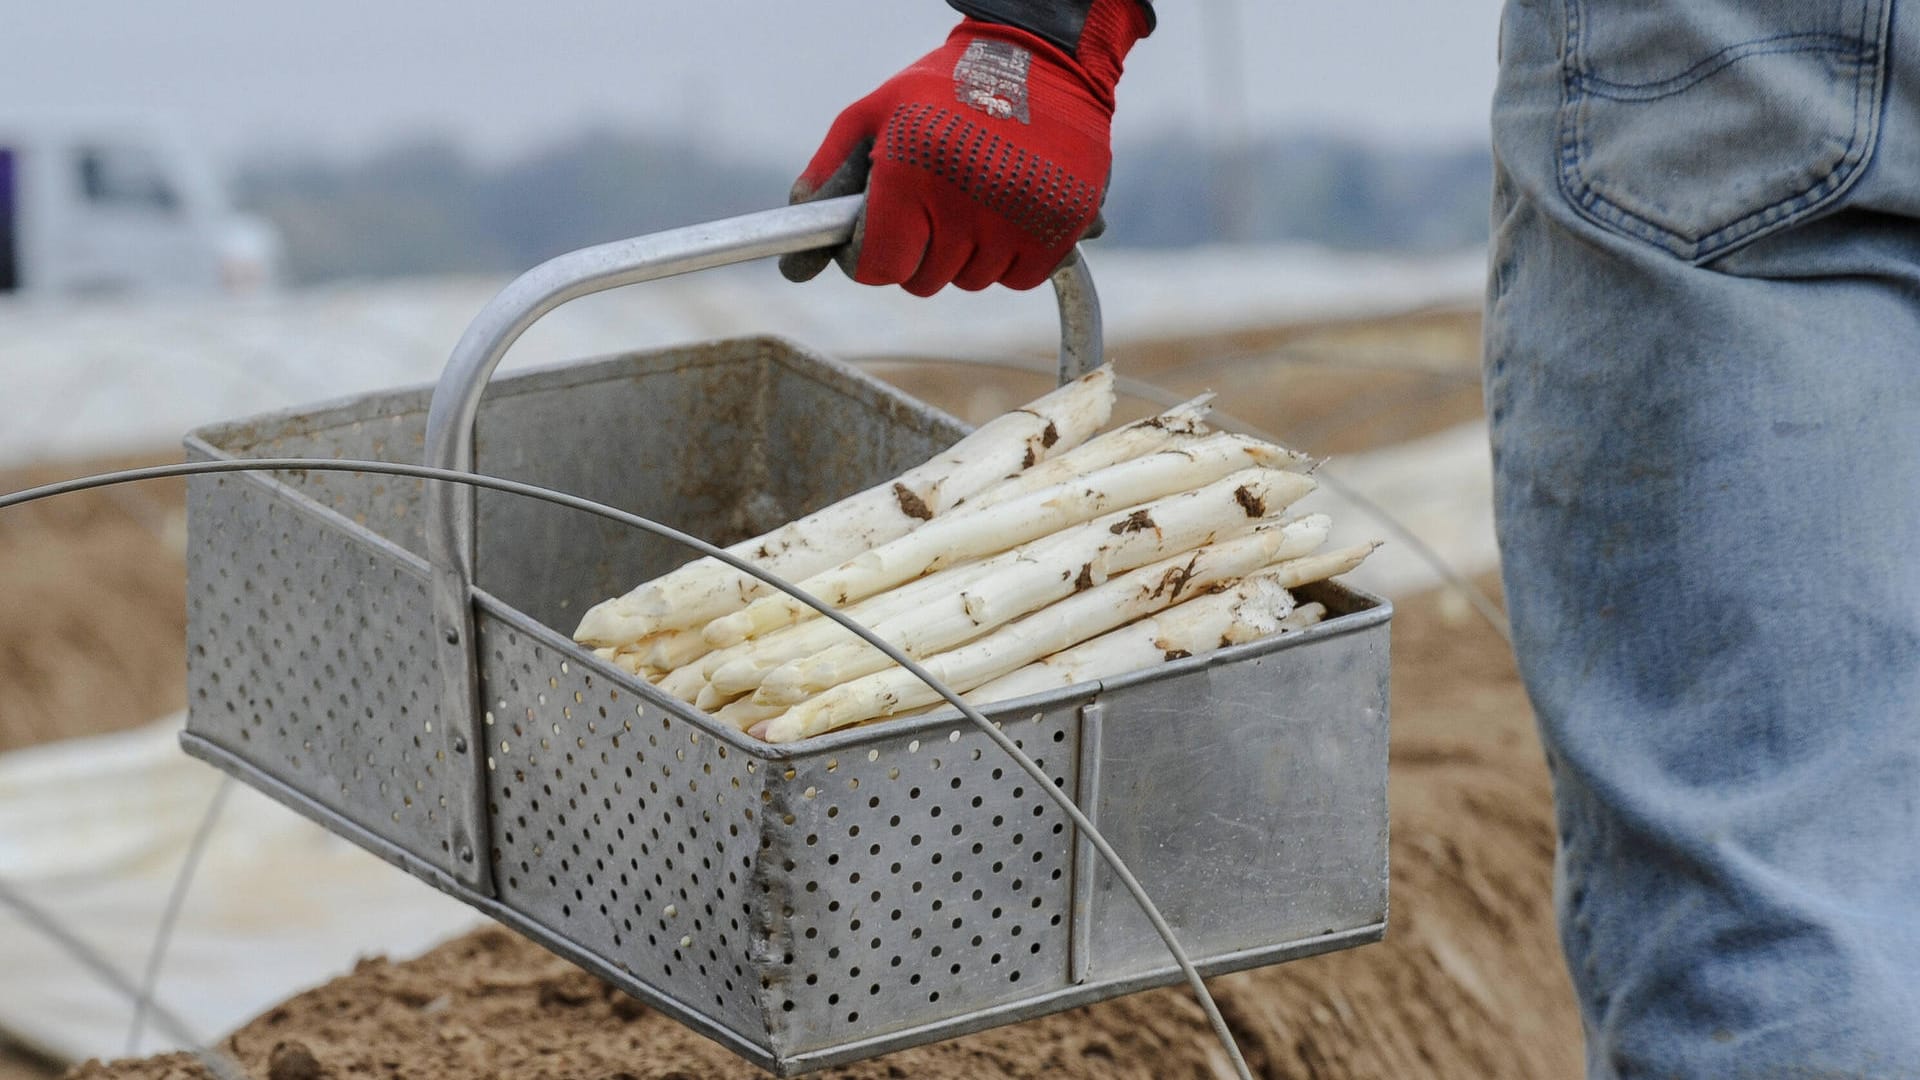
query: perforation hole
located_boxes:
[480,629,765,1033]
[767,713,1078,1035]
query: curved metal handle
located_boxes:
[425,194,1103,586]
[419,195,1103,892]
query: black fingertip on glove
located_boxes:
[778,137,875,284]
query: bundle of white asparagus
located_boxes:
[574,365,1377,744]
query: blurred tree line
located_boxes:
[236,129,1491,284]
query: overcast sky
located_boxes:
[5,1,1502,167]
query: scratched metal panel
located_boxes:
[1081,611,1390,980]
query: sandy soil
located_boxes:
[0,455,188,754]
[3,310,1582,1078]
[867,307,1486,455]
[0,1045,57,1080]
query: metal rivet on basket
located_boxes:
[453,736,468,754]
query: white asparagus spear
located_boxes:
[1274,602,1328,632]
[963,583,1332,705]
[601,647,656,678]
[953,394,1220,512]
[637,628,708,675]
[695,555,1006,697]
[751,484,1322,706]
[667,577,974,699]
[715,697,787,732]
[572,365,1115,646]
[764,537,1374,742]
[656,662,708,703]
[694,681,735,712]
[701,433,1303,649]
[692,398,1230,692]
[1248,547,1377,591]
[618,604,1331,707]
[962,575,1299,704]
[754,480,1322,706]
[598,642,685,686]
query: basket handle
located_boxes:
[419,195,1104,891]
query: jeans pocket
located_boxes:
[1557,0,1893,263]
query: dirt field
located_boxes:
[1,310,1583,1078]
[871,306,1487,456]
[0,456,187,755]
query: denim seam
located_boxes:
[1558,799,1609,1021]
[1554,0,1891,263]
[1572,38,1866,103]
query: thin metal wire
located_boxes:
[0,458,1255,1080]
[1129,379,1514,643]
[126,776,233,1057]
[1308,468,1511,642]
[0,876,251,1080]
[855,353,1512,642]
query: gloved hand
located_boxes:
[780,0,1152,296]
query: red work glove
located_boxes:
[779,0,1152,296]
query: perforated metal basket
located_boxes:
[180,198,1390,1076]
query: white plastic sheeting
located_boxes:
[0,246,1483,467]
[0,715,485,1063]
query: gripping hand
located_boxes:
[780,0,1152,295]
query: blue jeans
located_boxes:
[1488,1,1920,1076]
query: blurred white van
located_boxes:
[0,116,279,298]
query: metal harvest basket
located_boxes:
[180,196,1390,1076]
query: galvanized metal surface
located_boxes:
[182,216,1390,1074]
[1079,585,1391,981]
[184,338,1390,1070]
[183,466,454,875]
[760,704,1083,1055]
[1068,701,1106,985]
[186,340,963,891]
[418,197,1101,891]
[473,599,773,1040]
[1049,249,1104,385]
